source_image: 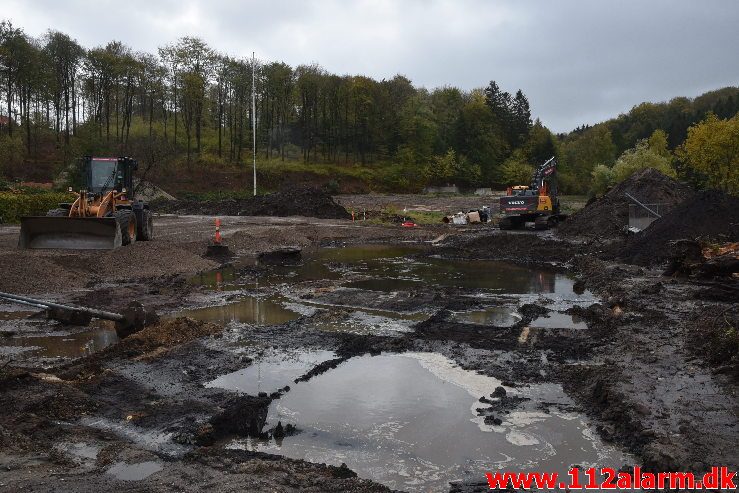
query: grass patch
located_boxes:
[405,210,446,224]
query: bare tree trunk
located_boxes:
[7,79,13,137]
[64,85,70,144]
[173,79,177,147]
[72,76,77,136]
[24,87,31,153]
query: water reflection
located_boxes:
[530,312,588,330]
[451,306,521,327]
[2,326,118,358]
[179,296,300,325]
[205,350,336,395]
[230,353,630,492]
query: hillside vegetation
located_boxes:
[0,20,737,196]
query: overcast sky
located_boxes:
[4,0,738,132]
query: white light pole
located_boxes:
[252,51,257,196]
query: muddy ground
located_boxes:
[0,202,737,492]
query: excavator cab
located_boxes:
[18,156,153,250]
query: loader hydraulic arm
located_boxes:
[69,189,129,218]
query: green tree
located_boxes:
[0,21,24,138]
[396,94,437,167]
[559,125,616,193]
[483,80,511,130]
[590,164,614,196]
[610,138,674,185]
[510,89,532,148]
[453,153,482,187]
[424,148,456,185]
[647,128,670,157]
[164,37,216,159]
[499,154,534,186]
[457,90,507,182]
[43,30,84,144]
[679,113,739,194]
[523,119,557,165]
[429,86,464,154]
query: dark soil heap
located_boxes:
[154,186,351,219]
[620,189,739,266]
[558,168,694,238]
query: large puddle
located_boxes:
[206,349,336,395]
[107,461,163,481]
[450,306,521,327]
[184,244,590,329]
[178,296,301,326]
[344,256,575,294]
[229,353,629,492]
[0,243,618,490]
[0,326,119,358]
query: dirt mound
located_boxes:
[559,168,694,238]
[120,316,223,352]
[0,240,217,295]
[447,232,578,264]
[154,187,351,220]
[620,189,739,266]
[58,317,223,379]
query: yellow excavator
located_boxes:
[498,157,564,230]
[18,156,154,249]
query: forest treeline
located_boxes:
[1,20,738,194]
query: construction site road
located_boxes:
[0,214,443,297]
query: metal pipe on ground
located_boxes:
[0,291,157,338]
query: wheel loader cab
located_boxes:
[85,157,137,197]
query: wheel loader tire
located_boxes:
[137,209,154,241]
[114,210,137,245]
[46,208,68,217]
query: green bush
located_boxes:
[323,179,340,195]
[0,191,72,224]
[0,134,25,174]
[587,136,676,196]
[590,164,614,197]
[499,158,535,186]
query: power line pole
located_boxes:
[252,51,257,196]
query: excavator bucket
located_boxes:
[18,216,122,250]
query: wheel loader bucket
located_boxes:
[18,216,122,250]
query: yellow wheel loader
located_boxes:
[18,156,154,249]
